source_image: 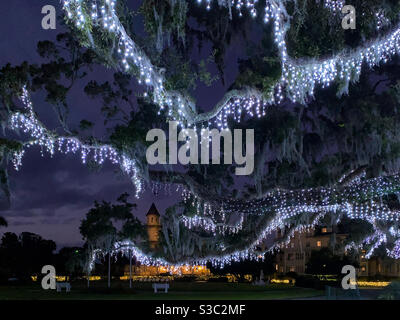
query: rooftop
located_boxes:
[146,203,160,216]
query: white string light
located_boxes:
[61,0,400,127]
[8,0,398,267]
[10,87,143,197]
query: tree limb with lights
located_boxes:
[3,0,400,267]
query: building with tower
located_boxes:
[146,203,161,249]
[123,203,210,278]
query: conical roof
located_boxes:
[146,203,160,216]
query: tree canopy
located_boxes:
[2,0,400,267]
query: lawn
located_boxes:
[0,281,324,300]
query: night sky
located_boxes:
[0,1,248,248]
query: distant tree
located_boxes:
[80,193,145,288]
[0,216,7,227]
[55,246,87,280]
[19,232,56,279]
[1,232,19,250]
[0,232,56,281]
[0,232,20,281]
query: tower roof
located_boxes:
[146,203,160,216]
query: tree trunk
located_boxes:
[129,249,132,289]
[108,253,111,289]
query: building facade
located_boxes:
[358,255,400,278]
[275,227,347,274]
[275,227,400,278]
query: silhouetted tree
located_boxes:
[0,216,6,227]
[80,193,145,288]
[0,232,56,282]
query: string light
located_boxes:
[10,87,143,197]
[8,1,399,267]
[62,0,400,126]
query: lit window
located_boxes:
[321,227,327,233]
[362,266,366,272]
[317,241,322,247]
[290,266,295,272]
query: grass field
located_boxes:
[0,281,324,300]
